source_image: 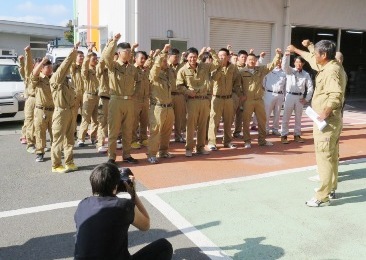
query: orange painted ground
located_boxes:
[113,118,365,189]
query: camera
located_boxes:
[117,167,134,192]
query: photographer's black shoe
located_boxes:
[123,156,138,164]
[107,159,116,165]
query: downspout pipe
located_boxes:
[135,0,139,46]
[202,0,207,47]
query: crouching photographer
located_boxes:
[74,162,173,259]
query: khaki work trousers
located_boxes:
[34,108,53,154]
[313,121,342,202]
[232,93,243,135]
[78,94,99,141]
[148,106,174,157]
[97,98,109,148]
[132,99,149,143]
[242,99,267,144]
[108,98,134,160]
[51,107,76,167]
[186,99,210,152]
[24,96,36,147]
[73,91,83,134]
[21,123,26,137]
[172,94,186,140]
[208,97,234,146]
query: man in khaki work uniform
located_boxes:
[18,55,27,144]
[288,41,346,207]
[95,40,111,154]
[232,50,248,138]
[70,51,85,137]
[50,42,80,173]
[131,50,151,149]
[20,46,39,153]
[168,48,186,143]
[30,57,54,162]
[241,49,282,149]
[176,47,220,157]
[208,48,241,151]
[77,44,99,147]
[147,44,175,164]
[103,33,139,164]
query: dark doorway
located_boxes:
[291,26,366,96]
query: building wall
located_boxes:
[290,0,366,30]
[76,0,366,53]
[0,33,30,56]
[136,0,285,54]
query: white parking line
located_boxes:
[2,158,365,219]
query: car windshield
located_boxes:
[0,65,22,82]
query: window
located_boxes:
[151,39,187,53]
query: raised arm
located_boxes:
[18,55,25,80]
[287,41,319,71]
[32,56,49,76]
[81,43,94,80]
[206,47,220,72]
[265,48,282,72]
[281,50,293,75]
[150,44,170,82]
[103,33,120,71]
[51,42,80,86]
[24,46,33,79]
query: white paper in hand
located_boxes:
[305,106,327,131]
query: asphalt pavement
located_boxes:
[0,98,365,260]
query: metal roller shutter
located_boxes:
[210,19,273,63]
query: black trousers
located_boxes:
[131,238,173,260]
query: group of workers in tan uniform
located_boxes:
[18,33,287,167]
[18,34,346,206]
[19,43,81,173]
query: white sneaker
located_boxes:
[309,175,320,182]
[305,197,330,207]
[244,142,251,149]
[147,156,159,164]
[116,140,123,150]
[208,144,218,151]
[224,143,237,149]
[185,150,193,157]
[98,146,108,153]
[77,140,85,147]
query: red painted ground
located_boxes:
[113,116,366,189]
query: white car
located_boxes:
[46,46,100,64]
[0,57,26,122]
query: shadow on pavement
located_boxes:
[221,237,285,260]
[0,232,75,260]
[0,221,222,260]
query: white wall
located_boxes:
[0,33,30,56]
[77,0,366,52]
[136,0,285,52]
[290,0,366,30]
[137,0,203,51]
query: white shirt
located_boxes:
[263,67,286,94]
[282,55,314,102]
